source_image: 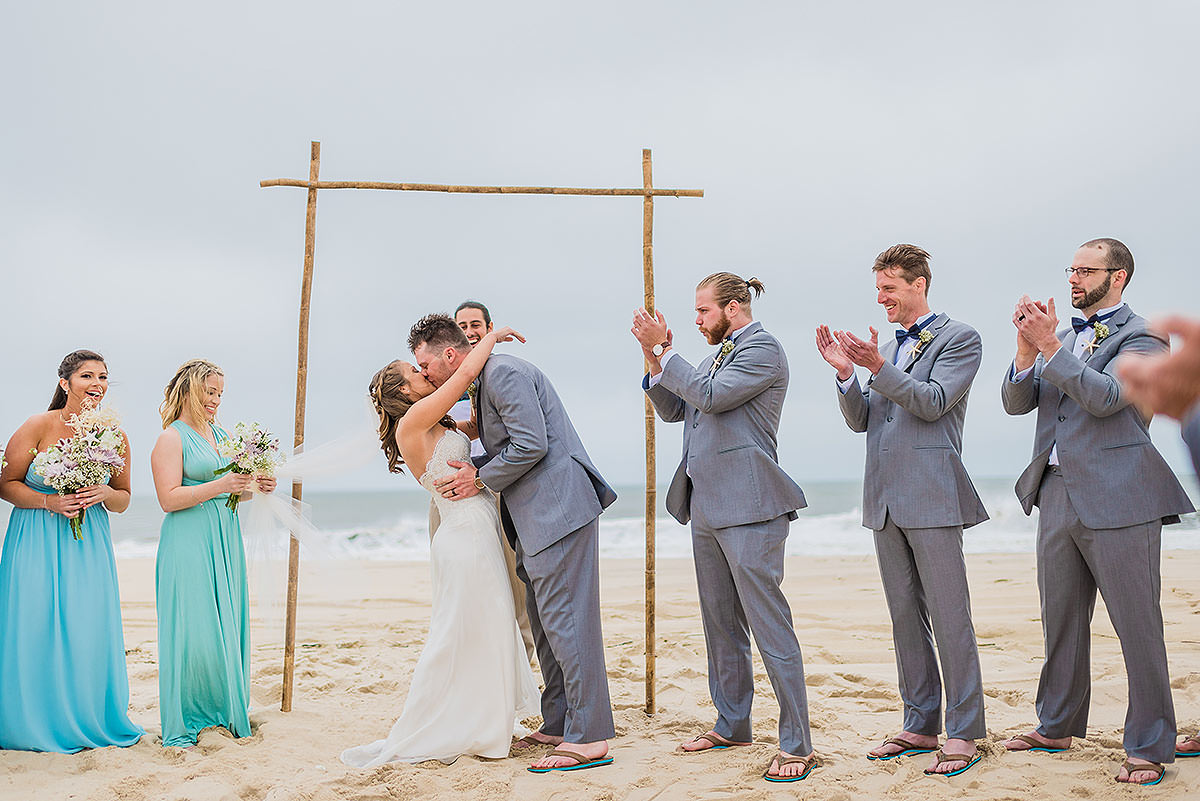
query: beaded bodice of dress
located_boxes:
[419,429,490,517]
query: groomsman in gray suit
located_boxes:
[1119,314,1200,759]
[816,244,988,777]
[411,314,618,772]
[632,273,816,783]
[1002,238,1193,785]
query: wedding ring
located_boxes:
[450,489,457,496]
[1017,314,1026,321]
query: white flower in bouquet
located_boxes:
[30,404,127,539]
[214,422,284,513]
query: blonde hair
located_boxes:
[160,359,224,429]
[697,272,765,308]
[369,361,456,475]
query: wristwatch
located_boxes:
[473,476,488,491]
[651,342,670,357]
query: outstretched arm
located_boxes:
[401,327,524,436]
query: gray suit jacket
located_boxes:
[644,321,807,528]
[838,313,988,531]
[474,354,617,556]
[1001,305,1193,528]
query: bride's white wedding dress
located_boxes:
[340,429,540,767]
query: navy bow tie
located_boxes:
[1071,308,1120,333]
[895,318,935,343]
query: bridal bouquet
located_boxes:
[214,422,284,513]
[30,405,127,539]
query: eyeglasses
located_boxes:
[1064,267,1122,277]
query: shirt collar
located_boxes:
[727,322,753,341]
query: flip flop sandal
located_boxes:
[527,749,614,773]
[1007,733,1068,753]
[867,736,938,761]
[1177,734,1200,758]
[763,753,819,782]
[1115,760,1165,786]
[924,751,982,777]
[681,732,751,752]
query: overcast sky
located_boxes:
[3,2,1198,493]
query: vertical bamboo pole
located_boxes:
[642,148,657,715]
[282,140,320,712]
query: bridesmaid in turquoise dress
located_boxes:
[150,359,275,748]
[0,349,143,752]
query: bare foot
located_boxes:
[925,738,976,775]
[680,731,752,752]
[764,749,818,780]
[1003,730,1071,751]
[529,739,608,770]
[1179,733,1200,755]
[512,730,562,752]
[1116,756,1164,785]
[868,730,938,759]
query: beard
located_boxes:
[1073,273,1112,310]
[700,311,732,345]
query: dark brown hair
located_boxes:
[49,349,106,411]
[407,313,470,354]
[1080,237,1135,287]
[697,272,765,308]
[368,361,456,475]
[873,244,932,295]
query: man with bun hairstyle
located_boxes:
[632,273,816,783]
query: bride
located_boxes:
[341,326,539,767]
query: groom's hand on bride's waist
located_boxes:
[434,461,483,500]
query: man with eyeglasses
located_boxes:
[1001,238,1193,786]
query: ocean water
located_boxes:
[3,477,1196,560]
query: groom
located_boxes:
[409,314,618,772]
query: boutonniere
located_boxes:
[466,381,478,403]
[1083,322,1111,355]
[709,339,736,376]
[912,329,935,355]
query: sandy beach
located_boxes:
[2,551,1199,800]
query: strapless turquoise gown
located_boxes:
[156,421,251,747]
[0,465,143,752]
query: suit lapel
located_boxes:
[712,321,762,375]
[475,359,490,452]
[901,313,949,374]
[1081,304,1132,363]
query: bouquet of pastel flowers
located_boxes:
[30,405,127,539]
[215,422,284,513]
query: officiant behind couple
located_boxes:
[343,314,617,773]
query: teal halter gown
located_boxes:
[0,464,143,752]
[155,421,251,747]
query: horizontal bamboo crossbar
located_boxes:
[260,178,703,197]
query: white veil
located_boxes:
[239,399,383,637]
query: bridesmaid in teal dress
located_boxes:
[150,359,275,748]
[0,349,143,752]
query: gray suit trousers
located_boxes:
[1034,471,1176,763]
[691,505,812,755]
[508,508,615,743]
[873,517,986,739]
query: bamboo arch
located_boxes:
[261,142,703,714]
